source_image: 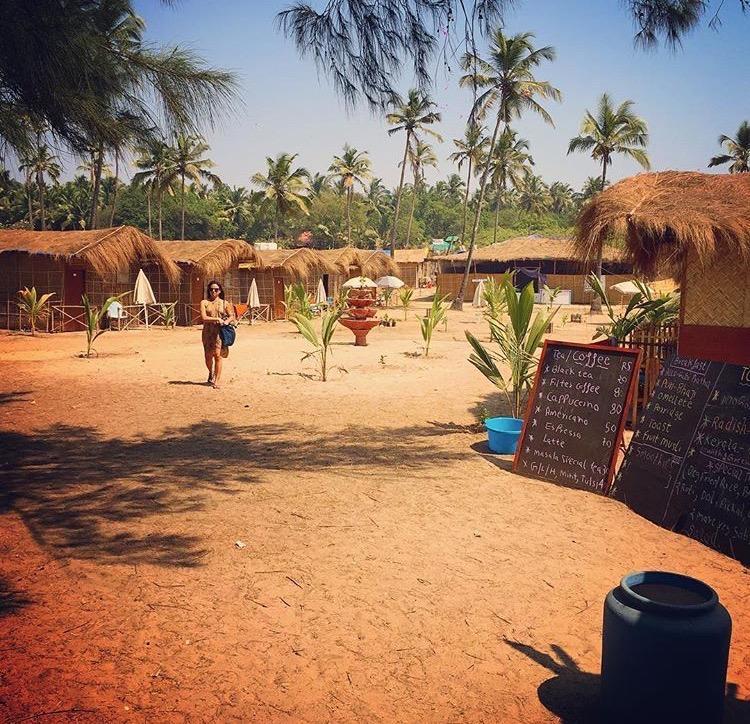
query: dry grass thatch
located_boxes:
[315,247,363,274]
[439,235,623,265]
[393,248,429,264]
[0,226,181,283]
[575,171,750,276]
[240,248,339,279]
[160,239,260,278]
[355,250,400,278]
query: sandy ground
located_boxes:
[0,302,748,723]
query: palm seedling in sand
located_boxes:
[81,294,123,357]
[291,308,343,381]
[419,293,449,357]
[17,287,54,335]
[398,287,414,320]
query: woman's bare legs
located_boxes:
[212,351,223,388]
[204,350,215,383]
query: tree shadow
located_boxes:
[0,421,469,568]
[0,390,32,406]
[0,577,31,616]
[503,638,750,724]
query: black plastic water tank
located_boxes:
[601,571,732,724]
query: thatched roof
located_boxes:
[160,239,260,278]
[0,226,180,283]
[355,250,400,278]
[575,171,750,276]
[393,248,429,264]
[316,247,362,274]
[240,248,338,279]
[439,235,624,265]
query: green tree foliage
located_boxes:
[708,121,750,173]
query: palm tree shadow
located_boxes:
[503,638,750,724]
[0,577,31,616]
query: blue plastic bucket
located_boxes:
[485,416,523,454]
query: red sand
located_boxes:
[1,309,748,722]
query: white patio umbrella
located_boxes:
[375,275,404,289]
[315,278,327,305]
[343,276,377,288]
[472,279,487,308]
[133,268,156,328]
[247,278,260,308]
[612,280,650,296]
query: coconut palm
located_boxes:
[577,176,609,206]
[549,181,575,215]
[18,144,61,230]
[310,173,332,196]
[444,173,466,203]
[217,186,252,229]
[517,174,550,216]
[452,30,560,310]
[568,93,650,308]
[162,134,221,240]
[251,153,311,240]
[328,144,372,245]
[449,122,490,243]
[708,121,750,173]
[489,128,533,243]
[405,140,438,245]
[132,138,176,240]
[386,89,442,254]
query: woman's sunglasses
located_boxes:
[210,287,220,292]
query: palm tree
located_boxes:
[132,139,175,240]
[163,134,221,240]
[452,30,560,310]
[449,122,489,243]
[489,128,533,243]
[577,176,609,206]
[386,89,442,254]
[568,93,650,309]
[328,144,372,245]
[445,173,465,203]
[405,140,438,245]
[218,186,252,230]
[251,153,311,240]
[517,174,550,216]
[18,143,61,230]
[708,121,750,173]
[310,172,332,196]
[549,181,575,215]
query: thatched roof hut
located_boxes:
[0,226,180,283]
[393,248,428,264]
[355,250,399,278]
[241,248,338,278]
[160,239,260,277]
[576,171,750,365]
[575,171,750,276]
[304,248,399,278]
[315,247,363,275]
[440,236,624,265]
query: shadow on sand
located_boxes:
[0,577,31,616]
[504,639,749,724]
[0,421,469,568]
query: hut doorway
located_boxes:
[272,276,285,320]
[63,265,85,331]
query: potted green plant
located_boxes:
[466,280,557,453]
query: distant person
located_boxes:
[201,280,235,388]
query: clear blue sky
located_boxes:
[131,0,749,191]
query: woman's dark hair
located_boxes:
[206,280,225,300]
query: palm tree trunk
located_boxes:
[146,188,153,237]
[346,188,352,245]
[389,131,411,255]
[493,185,501,245]
[461,159,472,242]
[590,161,608,313]
[158,189,163,241]
[452,115,504,311]
[180,171,186,240]
[89,145,104,230]
[275,205,280,241]
[26,180,34,228]
[109,149,119,227]
[37,170,45,231]
[406,186,417,245]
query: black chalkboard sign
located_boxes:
[613,356,750,565]
[514,341,641,495]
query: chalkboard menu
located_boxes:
[514,341,641,495]
[613,356,750,565]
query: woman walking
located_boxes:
[201,280,235,388]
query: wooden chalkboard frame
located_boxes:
[513,340,642,495]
